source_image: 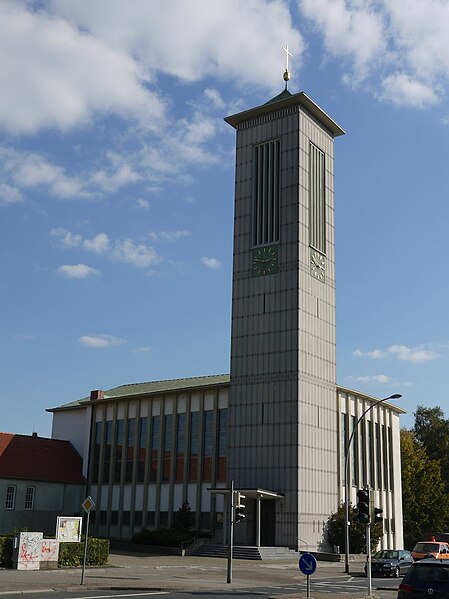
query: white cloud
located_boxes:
[147,231,191,243]
[79,333,126,348]
[204,88,225,110]
[51,227,162,270]
[0,147,91,201]
[83,233,110,254]
[50,227,82,248]
[0,183,23,205]
[113,239,161,268]
[136,198,150,210]
[351,374,392,384]
[47,0,303,89]
[135,346,152,353]
[201,256,221,269]
[353,348,384,359]
[57,264,99,279]
[388,344,439,363]
[0,1,164,134]
[300,0,386,81]
[354,343,440,363]
[379,74,438,108]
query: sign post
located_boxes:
[80,496,95,586]
[299,552,317,599]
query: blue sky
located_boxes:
[2,0,449,437]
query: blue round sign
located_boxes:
[299,553,317,576]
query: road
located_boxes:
[0,573,401,599]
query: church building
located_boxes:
[49,76,405,553]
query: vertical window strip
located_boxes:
[5,485,16,510]
[175,413,186,482]
[217,408,227,481]
[137,417,147,483]
[150,415,160,482]
[162,414,172,482]
[309,143,326,254]
[25,487,35,510]
[125,418,136,483]
[253,140,280,246]
[114,419,124,483]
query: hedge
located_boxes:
[0,535,109,568]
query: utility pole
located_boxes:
[227,480,234,584]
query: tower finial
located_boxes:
[282,44,292,90]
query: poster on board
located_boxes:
[56,516,82,542]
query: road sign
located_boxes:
[299,552,317,576]
[82,496,95,513]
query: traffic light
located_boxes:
[235,492,246,523]
[356,489,370,524]
[374,507,383,525]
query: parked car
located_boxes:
[365,549,414,577]
[412,541,449,560]
[398,558,449,598]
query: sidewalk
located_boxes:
[0,551,374,597]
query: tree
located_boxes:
[173,500,195,530]
[413,406,449,492]
[400,429,449,549]
[326,502,383,554]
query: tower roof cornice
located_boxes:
[225,90,345,137]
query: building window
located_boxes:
[114,419,125,483]
[137,417,147,483]
[5,485,16,510]
[189,412,199,481]
[175,413,186,482]
[103,420,113,483]
[309,142,325,254]
[217,408,227,481]
[253,139,280,246]
[125,418,136,483]
[162,414,173,482]
[92,421,102,483]
[202,410,214,481]
[150,415,160,482]
[24,487,35,510]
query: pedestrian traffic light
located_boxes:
[356,489,370,524]
[235,492,246,523]
[374,507,383,525]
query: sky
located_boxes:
[2,0,449,438]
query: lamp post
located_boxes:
[344,393,402,574]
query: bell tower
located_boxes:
[225,82,345,549]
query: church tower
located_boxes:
[225,74,345,550]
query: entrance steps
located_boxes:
[192,544,297,560]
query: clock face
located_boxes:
[252,245,278,276]
[310,249,326,281]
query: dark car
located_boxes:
[398,558,449,598]
[366,549,414,577]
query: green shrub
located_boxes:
[58,537,109,567]
[0,536,13,568]
[132,527,195,547]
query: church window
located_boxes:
[309,142,326,254]
[92,421,102,483]
[217,408,227,481]
[252,139,280,246]
[162,414,173,482]
[5,485,16,510]
[189,412,199,481]
[149,415,160,482]
[24,486,35,510]
[114,419,124,483]
[137,417,147,482]
[125,418,136,483]
[175,413,186,482]
[103,420,113,483]
[202,410,214,481]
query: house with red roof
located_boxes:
[0,432,85,535]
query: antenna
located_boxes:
[282,44,292,89]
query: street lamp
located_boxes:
[344,393,402,574]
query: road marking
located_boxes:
[64,593,168,599]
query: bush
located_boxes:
[132,527,195,547]
[58,537,109,567]
[326,502,383,554]
[0,535,13,568]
